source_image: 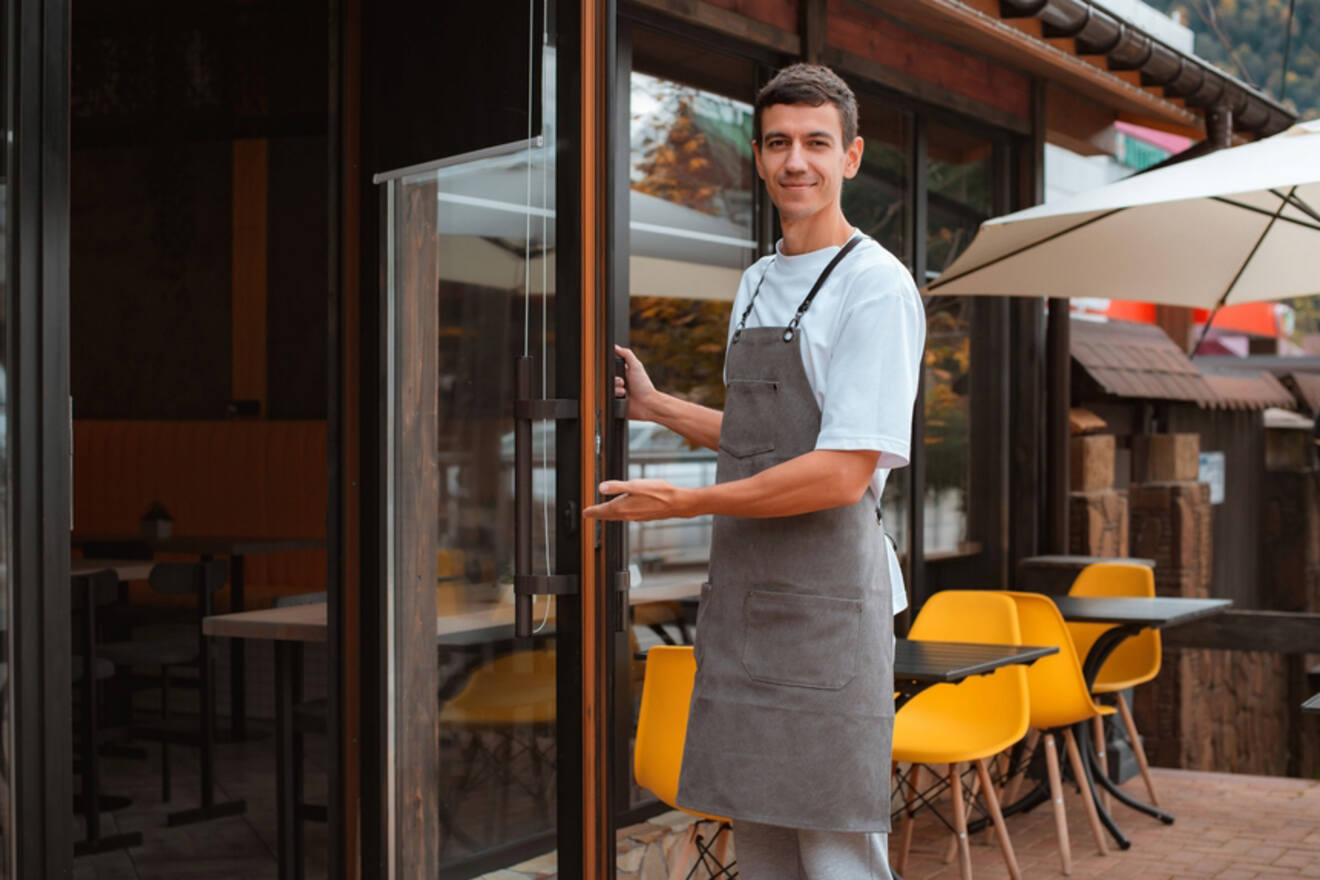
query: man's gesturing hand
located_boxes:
[582,478,693,522]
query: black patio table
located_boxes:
[1303,693,1320,714]
[72,533,325,741]
[894,639,1058,706]
[1050,594,1232,849]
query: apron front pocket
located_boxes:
[741,590,862,690]
[719,379,779,458]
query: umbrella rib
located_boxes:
[1278,189,1320,226]
[1211,196,1320,232]
[925,208,1125,292]
[1189,185,1297,358]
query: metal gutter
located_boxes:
[999,0,1295,135]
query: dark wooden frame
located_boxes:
[7,0,73,874]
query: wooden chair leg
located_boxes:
[1044,733,1072,876]
[668,823,700,880]
[975,758,1022,880]
[948,762,974,880]
[1063,727,1108,856]
[897,763,920,874]
[943,762,960,864]
[1091,715,1111,812]
[1116,695,1160,807]
[710,821,734,874]
[1003,729,1040,806]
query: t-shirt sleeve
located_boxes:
[814,266,926,469]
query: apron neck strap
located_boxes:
[733,233,864,343]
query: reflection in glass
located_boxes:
[383,25,561,869]
[625,69,756,809]
[921,124,991,555]
[844,102,909,264]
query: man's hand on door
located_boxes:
[583,478,694,521]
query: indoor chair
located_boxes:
[635,646,734,880]
[1003,591,1113,873]
[1067,563,1162,807]
[96,559,227,805]
[892,590,1026,880]
[437,644,558,853]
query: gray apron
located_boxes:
[676,236,895,833]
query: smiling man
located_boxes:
[585,64,925,879]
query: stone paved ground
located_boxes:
[485,766,1320,880]
[898,767,1320,880]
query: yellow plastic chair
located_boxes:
[438,646,557,851]
[635,646,734,880]
[1004,591,1115,873]
[893,590,1027,880]
[1067,563,1162,807]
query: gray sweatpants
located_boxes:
[734,821,892,880]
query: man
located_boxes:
[584,64,925,879]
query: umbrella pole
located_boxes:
[1188,185,1297,358]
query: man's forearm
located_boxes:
[648,392,723,451]
[681,449,877,518]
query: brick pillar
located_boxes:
[1069,434,1129,557]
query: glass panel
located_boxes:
[845,101,909,265]
[849,103,912,559]
[625,65,757,809]
[922,123,992,556]
[383,24,559,874]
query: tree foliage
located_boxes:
[1148,0,1319,120]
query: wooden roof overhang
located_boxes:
[629,0,1294,144]
[859,0,1292,139]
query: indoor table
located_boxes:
[1303,693,1320,715]
[1050,594,1232,849]
[202,581,708,880]
[73,533,325,740]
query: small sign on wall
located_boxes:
[1199,451,1225,504]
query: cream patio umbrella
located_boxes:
[926,119,1320,332]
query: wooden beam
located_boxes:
[1044,83,1117,156]
[1161,610,1320,655]
[628,0,801,55]
[232,138,269,413]
[851,0,1201,130]
[825,47,1030,135]
[801,0,825,62]
[581,0,609,876]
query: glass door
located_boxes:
[373,3,599,876]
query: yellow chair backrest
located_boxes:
[439,646,557,725]
[910,589,1022,644]
[1004,591,1106,729]
[906,590,1030,749]
[1067,563,1161,691]
[635,646,695,809]
[634,646,726,821]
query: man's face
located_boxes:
[753,102,863,224]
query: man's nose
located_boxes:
[783,141,809,172]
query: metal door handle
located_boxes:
[513,356,579,637]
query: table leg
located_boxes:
[167,571,246,826]
[1076,625,1173,848]
[230,554,247,741]
[275,641,305,880]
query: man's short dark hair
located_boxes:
[754,63,859,145]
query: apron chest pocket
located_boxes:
[719,379,779,458]
[741,591,862,690]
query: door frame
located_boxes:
[6,0,74,875]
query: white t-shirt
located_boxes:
[725,231,926,615]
